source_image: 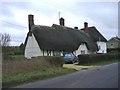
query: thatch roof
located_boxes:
[24,24,98,52]
[81,27,107,42]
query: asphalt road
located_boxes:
[15,62,119,88]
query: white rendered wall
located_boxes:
[25,34,43,59]
[52,51,62,56]
[97,41,107,53]
[75,43,90,56]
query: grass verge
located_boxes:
[3,67,76,88]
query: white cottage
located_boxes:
[79,22,107,54]
[24,14,107,59]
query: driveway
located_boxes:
[63,63,101,70]
[15,62,119,88]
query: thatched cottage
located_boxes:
[24,14,107,59]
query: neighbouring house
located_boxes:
[80,22,107,54]
[24,14,107,59]
[107,36,120,52]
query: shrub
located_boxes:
[78,53,119,65]
[3,56,64,74]
[46,56,64,67]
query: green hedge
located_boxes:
[78,53,119,65]
[107,48,120,54]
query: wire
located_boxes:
[0,19,27,29]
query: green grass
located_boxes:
[3,67,76,88]
[10,55,24,60]
[2,56,67,88]
[79,59,119,66]
[3,56,64,74]
[3,55,119,88]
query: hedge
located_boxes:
[3,56,64,74]
[32,56,64,67]
[78,53,119,65]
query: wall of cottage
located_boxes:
[107,39,119,49]
[25,34,43,59]
[74,43,90,56]
[42,51,62,56]
[25,34,63,59]
[96,41,107,53]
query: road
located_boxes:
[15,63,119,88]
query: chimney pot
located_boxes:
[59,17,65,26]
[74,27,78,29]
[84,22,88,32]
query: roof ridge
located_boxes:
[52,24,80,31]
[34,25,51,28]
[80,26,95,30]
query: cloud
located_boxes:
[75,2,118,26]
[0,1,118,46]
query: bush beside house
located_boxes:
[78,53,119,65]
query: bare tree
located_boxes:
[0,33,11,46]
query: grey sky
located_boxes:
[0,0,119,46]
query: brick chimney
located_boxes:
[59,17,65,26]
[84,22,88,32]
[28,14,34,32]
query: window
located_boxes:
[53,51,61,56]
[98,45,101,50]
[111,44,113,46]
[81,50,85,54]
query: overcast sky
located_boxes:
[0,0,119,46]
